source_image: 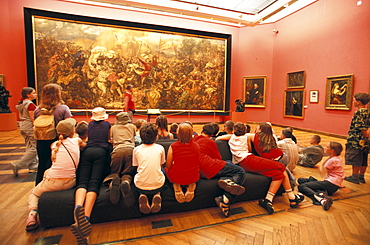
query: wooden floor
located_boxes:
[0,124,369,245]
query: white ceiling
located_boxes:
[63,0,318,27]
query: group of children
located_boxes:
[16,85,369,245]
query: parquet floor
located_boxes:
[0,124,369,245]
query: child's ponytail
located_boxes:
[51,134,67,162]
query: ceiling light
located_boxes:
[357,0,362,5]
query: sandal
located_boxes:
[73,206,92,237]
[258,199,274,214]
[215,196,230,217]
[289,194,305,208]
[173,184,185,203]
[185,183,196,202]
[25,213,38,231]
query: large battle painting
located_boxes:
[31,14,229,112]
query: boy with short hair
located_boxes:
[344,93,370,184]
[298,135,324,167]
[132,123,166,214]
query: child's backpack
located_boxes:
[34,108,57,140]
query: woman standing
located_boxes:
[34,84,72,185]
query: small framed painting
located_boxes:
[284,89,305,119]
[309,90,319,103]
[287,70,305,89]
[243,76,266,108]
[325,74,353,110]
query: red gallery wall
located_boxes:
[1,0,369,135]
[236,0,370,136]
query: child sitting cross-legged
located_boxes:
[25,118,86,231]
[165,123,200,203]
[298,141,345,211]
[132,123,166,214]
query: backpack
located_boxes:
[33,108,57,140]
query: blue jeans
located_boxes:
[213,161,246,202]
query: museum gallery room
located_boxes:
[0,0,369,244]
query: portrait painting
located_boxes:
[284,89,305,119]
[24,8,231,113]
[325,74,353,110]
[287,71,305,89]
[243,76,266,108]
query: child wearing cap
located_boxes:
[25,118,86,231]
[71,107,111,244]
[107,112,136,206]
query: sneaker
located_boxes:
[214,196,230,217]
[11,163,18,176]
[25,213,38,231]
[344,176,360,184]
[109,175,121,205]
[151,193,162,213]
[289,193,305,208]
[73,206,92,237]
[138,194,151,214]
[70,224,89,245]
[258,199,274,214]
[321,197,333,211]
[120,177,135,207]
[359,176,366,184]
[218,179,245,195]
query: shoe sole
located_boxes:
[323,198,333,211]
[151,194,162,213]
[74,206,92,237]
[214,197,230,217]
[11,163,18,176]
[120,181,135,207]
[173,184,185,203]
[139,195,151,214]
[71,224,88,245]
[218,179,245,195]
[110,177,121,204]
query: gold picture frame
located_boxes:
[325,74,353,110]
[284,89,305,119]
[243,76,266,108]
[287,70,305,89]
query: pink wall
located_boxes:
[1,0,369,135]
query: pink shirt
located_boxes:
[46,137,80,179]
[324,156,345,187]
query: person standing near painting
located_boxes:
[11,87,38,176]
[34,84,72,185]
[344,93,370,184]
[123,84,135,122]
